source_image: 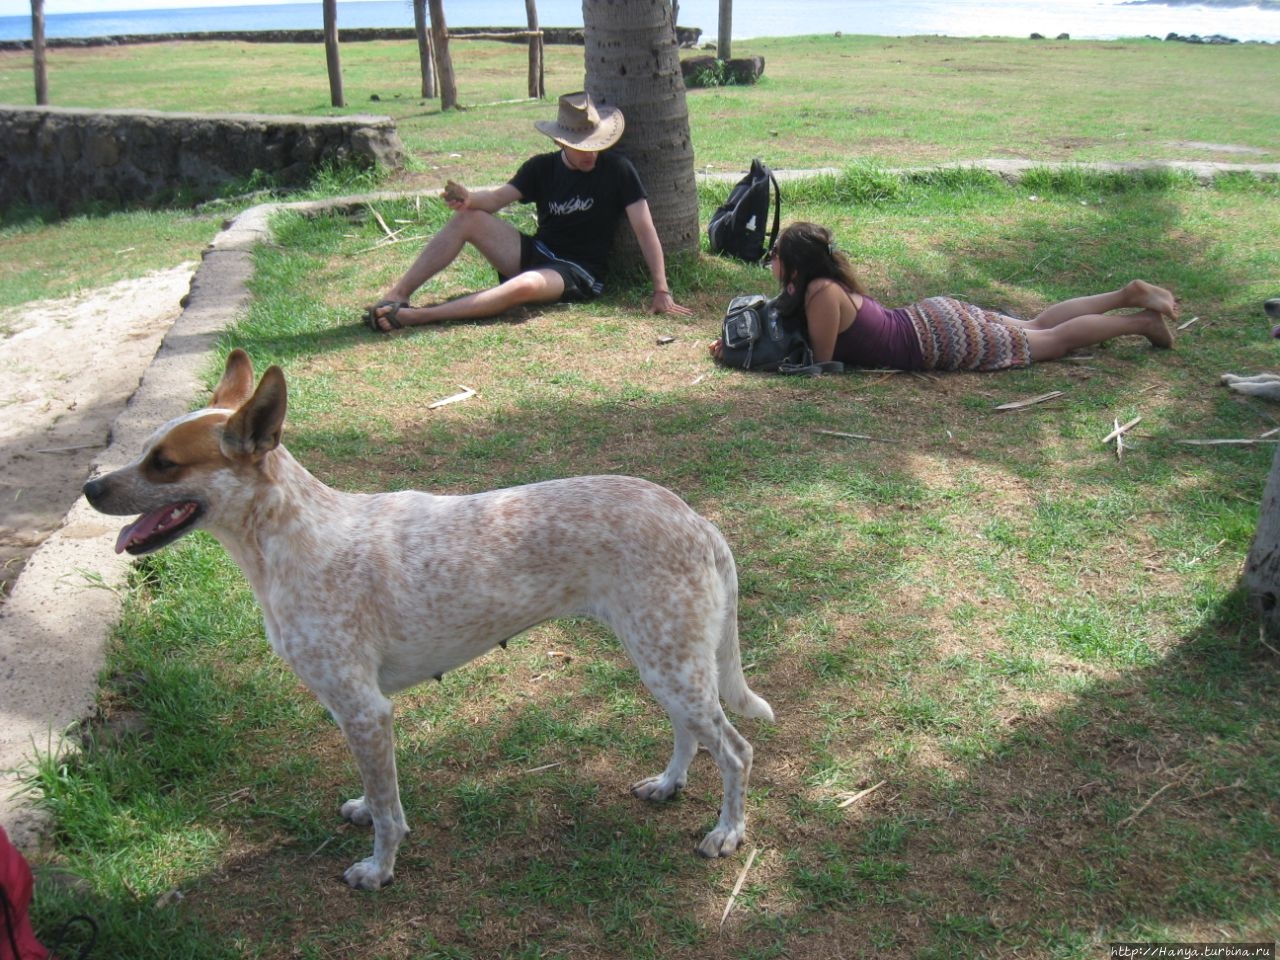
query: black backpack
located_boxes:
[707,159,781,264]
[715,294,842,375]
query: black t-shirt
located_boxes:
[508,150,647,279]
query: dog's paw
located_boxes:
[342,857,393,891]
[631,773,686,802]
[1221,373,1243,385]
[340,796,373,827]
[696,824,745,858]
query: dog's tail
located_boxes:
[712,530,775,722]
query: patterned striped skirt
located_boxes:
[903,297,1033,371]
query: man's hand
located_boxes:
[650,289,693,316]
[442,180,469,209]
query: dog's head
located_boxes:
[83,349,287,555]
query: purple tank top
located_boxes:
[830,294,924,370]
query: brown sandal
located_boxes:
[362,300,409,333]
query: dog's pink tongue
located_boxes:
[114,509,171,554]
[1272,324,1280,339]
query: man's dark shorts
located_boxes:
[501,235,603,303]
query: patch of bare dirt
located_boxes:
[0,264,196,599]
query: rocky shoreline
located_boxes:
[1030,30,1266,42]
[0,24,703,53]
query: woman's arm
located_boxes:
[804,280,849,363]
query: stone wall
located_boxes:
[0,106,406,215]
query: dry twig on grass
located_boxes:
[1102,416,1142,445]
[355,234,426,255]
[816,430,903,444]
[429,385,477,409]
[720,846,760,931]
[367,203,395,240]
[1177,438,1280,447]
[836,780,887,809]
[521,760,566,776]
[1183,778,1245,803]
[1259,624,1280,659]
[995,390,1065,411]
[1117,781,1176,828]
[1104,416,1142,460]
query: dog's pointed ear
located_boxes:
[222,365,287,459]
[210,348,257,410]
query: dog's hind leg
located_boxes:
[327,693,410,890]
[631,723,698,801]
[630,656,755,857]
[685,707,754,857]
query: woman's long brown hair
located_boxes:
[773,221,866,328]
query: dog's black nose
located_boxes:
[83,476,106,503]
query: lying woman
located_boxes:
[710,220,1178,370]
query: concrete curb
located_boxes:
[0,207,261,849]
[0,190,418,848]
[2,159,1277,849]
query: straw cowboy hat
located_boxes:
[534,91,625,151]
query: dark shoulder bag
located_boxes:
[715,294,843,375]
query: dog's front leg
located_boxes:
[329,693,409,890]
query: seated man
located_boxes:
[364,91,692,331]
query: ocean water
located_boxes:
[2,0,1279,44]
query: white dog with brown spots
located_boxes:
[83,349,774,890]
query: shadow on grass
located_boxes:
[27,563,1274,958]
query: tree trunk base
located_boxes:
[1244,442,1280,646]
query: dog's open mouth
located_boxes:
[115,502,203,555]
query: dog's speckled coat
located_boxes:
[83,350,774,889]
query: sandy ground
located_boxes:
[0,264,197,599]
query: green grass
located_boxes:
[24,164,1280,960]
[3,30,1279,960]
[1,32,1278,185]
[0,207,222,313]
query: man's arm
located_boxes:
[443,180,522,214]
[625,198,693,316]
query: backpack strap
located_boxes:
[762,166,782,264]
[777,360,845,377]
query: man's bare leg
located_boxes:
[375,209,525,303]
[373,268,567,328]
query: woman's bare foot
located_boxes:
[1136,308,1175,349]
[1124,280,1180,322]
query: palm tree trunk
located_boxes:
[427,0,458,110]
[323,0,344,107]
[413,0,437,99]
[582,0,699,260]
[31,0,48,105]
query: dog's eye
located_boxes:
[148,451,181,473]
